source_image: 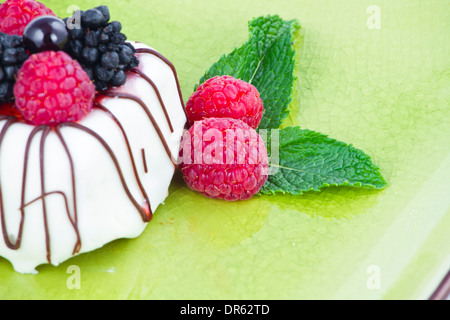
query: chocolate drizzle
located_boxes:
[0,48,186,265]
[101,91,178,167]
[141,148,148,174]
[0,117,18,249]
[135,48,188,121]
[54,127,81,255]
[39,126,52,263]
[60,121,150,222]
[130,68,174,133]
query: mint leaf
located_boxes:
[196,16,388,196]
[198,15,300,129]
[260,127,388,195]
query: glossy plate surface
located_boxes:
[0,0,449,300]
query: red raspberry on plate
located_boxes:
[186,75,264,129]
[179,117,269,201]
[0,0,56,36]
[14,51,95,126]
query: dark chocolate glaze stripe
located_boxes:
[60,122,150,222]
[23,192,72,214]
[0,47,185,265]
[130,67,174,133]
[54,127,82,255]
[21,191,81,255]
[141,148,148,174]
[135,47,188,121]
[39,127,52,263]
[18,126,46,252]
[14,126,82,261]
[94,102,152,221]
[101,91,178,168]
[0,117,18,248]
[0,120,77,263]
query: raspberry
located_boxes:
[0,0,55,36]
[179,118,269,201]
[186,75,264,129]
[13,51,95,126]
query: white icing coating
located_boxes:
[0,42,186,274]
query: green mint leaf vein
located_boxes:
[198,15,300,129]
[260,127,388,195]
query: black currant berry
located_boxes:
[101,51,119,69]
[81,47,99,65]
[110,70,126,87]
[23,16,69,54]
[118,44,134,65]
[81,9,107,29]
[110,21,122,33]
[95,65,114,82]
[96,6,111,23]
[0,82,12,101]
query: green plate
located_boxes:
[0,0,449,300]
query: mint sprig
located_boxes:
[197,15,387,195]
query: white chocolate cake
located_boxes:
[0,42,187,273]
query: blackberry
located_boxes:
[101,51,119,69]
[64,5,139,91]
[0,32,29,103]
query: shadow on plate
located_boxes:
[263,186,386,220]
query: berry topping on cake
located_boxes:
[64,6,139,91]
[179,117,269,201]
[0,0,55,36]
[13,51,95,126]
[186,75,264,129]
[23,15,69,53]
[0,32,29,103]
